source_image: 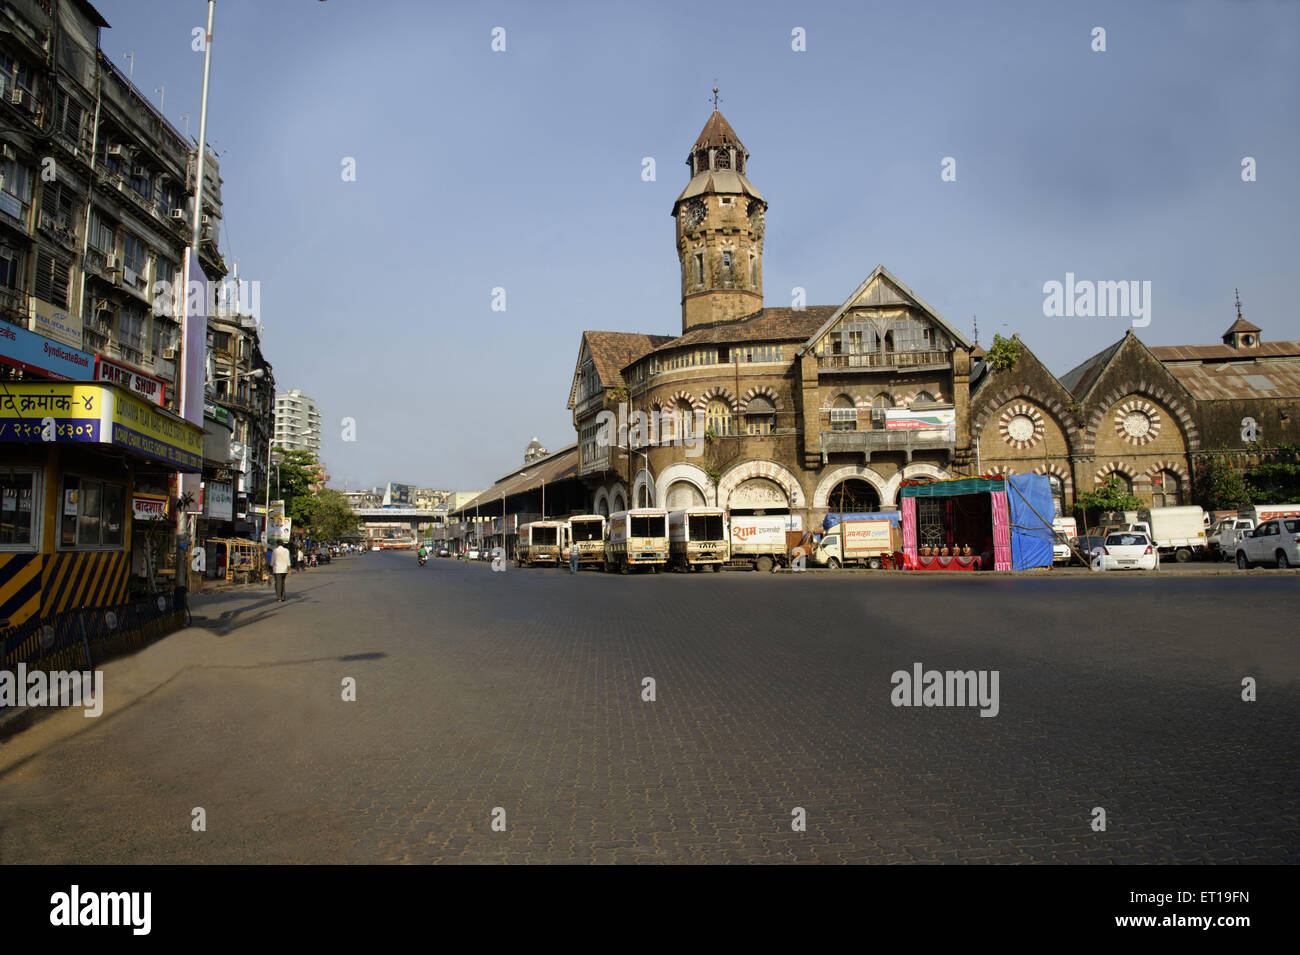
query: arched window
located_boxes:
[830,394,857,432]
[1106,472,1133,495]
[1152,470,1182,507]
[706,398,732,437]
[746,395,775,435]
[676,399,694,439]
[913,391,936,404]
[870,393,892,430]
[873,392,894,409]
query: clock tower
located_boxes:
[673,108,766,333]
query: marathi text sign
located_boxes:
[132,495,169,520]
[111,387,203,470]
[0,384,102,444]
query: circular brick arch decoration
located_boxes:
[998,403,1046,450]
[1114,399,1162,446]
[1083,386,1199,454]
[972,386,1082,451]
[742,384,784,410]
[694,385,741,413]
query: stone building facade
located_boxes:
[566,108,1300,528]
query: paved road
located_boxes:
[0,552,1296,863]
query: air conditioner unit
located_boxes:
[106,144,126,157]
[132,165,148,177]
[870,408,887,423]
[169,208,186,221]
[9,89,25,106]
[163,346,178,359]
[200,214,211,226]
[0,143,14,161]
[105,254,120,270]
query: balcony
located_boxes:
[817,349,949,373]
[819,426,956,465]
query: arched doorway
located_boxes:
[665,480,705,509]
[728,477,789,516]
[826,478,880,513]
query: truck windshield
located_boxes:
[571,521,602,542]
[630,516,663,537]
[532,527,557,545]
[688,515,724,540]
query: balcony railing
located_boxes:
[817,349,948,371]
[819,426,956,465]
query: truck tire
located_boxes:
[827,557,840,570]
[756,556,773,573]
[868,557,883,570]
[1175,548,1192,563]
[620,557,630,575]
[712,563,722,572]
[1278,550,1291,569]
[1236,551,1249,570]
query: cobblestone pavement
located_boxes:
[0,553,1295,864]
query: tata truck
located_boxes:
[667,507,727,572]
[727,514,790,572]
[604,509,669,574]
[563,514,606,569]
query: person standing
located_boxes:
[569,540,579,574]
[272,541,292,602]
[265,545,274,587]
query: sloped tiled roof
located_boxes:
[1222,315,1261,336]
[652,306,838,352]
[583,331,676,387]
[1158,358,1300,401]
[1149,341,1300,362]
[1058,337,1126,398]
[453,444,580,517]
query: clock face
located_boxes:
[681,199,706,231]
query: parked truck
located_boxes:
[667,507,727,572]
[727,514,790,572]
[1101,506,1208,562]
[563,514,606,569]
[516,520,564,567]
[813,516,901,569]
[604,508,669,574]
[1208,514,1256,560]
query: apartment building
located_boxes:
[274,388,321,456]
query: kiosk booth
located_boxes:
[899,474,1055,571]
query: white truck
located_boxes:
[667,507,727,572]
[727,514,789,572]
[814,518,900,569]
[604,508,669,574]
[564,514,606,568]
[1208,514,1256,560]
[516,520,564,567]
[1102,507,1208,562]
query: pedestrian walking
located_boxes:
[297,546,306,571]
[265,545,274,587]
[569,543,579,574]
[272,541,292,602]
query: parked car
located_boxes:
[1208,516,1255,560]
[1235,517,1300,569]
[437,548,450,558]
[1092,531,1159,571]
[371,544,380,552]
[467,549,481,560]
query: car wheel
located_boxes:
[1277,550,1291,569]
[1236,552,1249,570]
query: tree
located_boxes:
[1246,443,1300,504]
[271,448,320,524]
[1073,476,1142,530]
[1193,450,1252,511]
[985,333,1021,373]
[302,488,362,541]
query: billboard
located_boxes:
[885,408,956,432]
[0,323,94,380]
[383,483,414,506]
[205,481,233,521]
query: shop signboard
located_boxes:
[32,297,83,348]
[0,323,95,380]
[132,495,169,521]
[96,355,165,406]
[205,481,233,521]
[885,408,956,432]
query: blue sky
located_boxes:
[94,0,1299,491]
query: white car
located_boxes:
[371,544,380,551]
[1091,531,1159,571]
[468,549,481,560]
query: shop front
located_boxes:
[0,381,204,630]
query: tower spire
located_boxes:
[1234,288,1242,321]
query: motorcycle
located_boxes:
[417,552,428,567]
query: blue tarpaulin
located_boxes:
[823,511,902,530]
[1006,474,1055,570]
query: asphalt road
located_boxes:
[0,552,1295,863]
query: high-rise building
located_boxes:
[274,389,321,455]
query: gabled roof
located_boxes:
[1149,341,1300,362]
[797,265,973,355]
[567,330,676,408]
[1158,357,1300,400]
[1058,337,1126,399]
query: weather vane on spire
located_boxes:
[1234,288,1242,320]
[973,314,979,346]
[712,85,720,111]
